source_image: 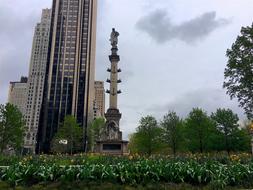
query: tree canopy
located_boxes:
[87,117,106,152]
[184,108,215,153]
[160,111,182,156]
[129,116,164,155]
[51,115,82,154]
[129,109,251,155]
[223,23,253,119]
[0,103,25,154]
[211,108,239,154]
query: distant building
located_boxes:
[38,0,97,153]
[93,100,101,118]
[8,77,28,116]
[94,81,105,118]
[24,9,51,153]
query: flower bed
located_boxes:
[0,154,252,189]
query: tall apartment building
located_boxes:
[24,9,51,153]
[8,77,28,116]
[94,81,105,117]
[38,0,97,153]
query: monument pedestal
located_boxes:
[96,140,129,155]
[96,109,129,155]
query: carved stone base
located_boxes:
[105,108,121,126]
[96,108,129,155]
[95,140,129,155]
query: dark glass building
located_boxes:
[37,0,97,153]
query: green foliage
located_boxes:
[223,23,253,119]
[0,155,253,188]
[129,116,164,155]
[130,108,250,154]
[230,128,251,152]
[87,118,106,152]
[51,116,82,154]
[184,108,216,153]
[160,111,183,155]
[0,103,25,154]
[211,108,239,154]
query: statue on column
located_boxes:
[110,28,120,48]
[95,28,128,155]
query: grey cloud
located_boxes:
[0,6,38,42]
[147,88,245,120]
[136,10,230,44]
[0,6,39,104]
[120,69,134,82]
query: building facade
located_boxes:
[8,77,28,116]
[38,0,97,153]
[24,9,51,153]
[94,81,105,118]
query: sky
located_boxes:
[0,0,253,138]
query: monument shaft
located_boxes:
[109,59,119,109]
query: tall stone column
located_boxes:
[104,28,122,127]
[107,46,121,109]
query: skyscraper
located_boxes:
[24,9,51,153]
[94,81,105,117]
[38,0,97,153]
[8,77,28,116]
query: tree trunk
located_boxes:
[200,138,203,153]
[70,135,73,155]
[225,135,230,155]
[70,142,73,155]
[171,136,176,157]
[0,133,6,154]
[147,130,152,156]
[173,141,176,157]
[148,140,151,156]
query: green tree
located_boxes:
[231,128,251,152]
[230,120,252,152]
[160,111,182,156]
[211,108,239,154]
[129,116,163,156]
[185,108,215,153]
[51,115,82,154]
[87,117,105,152]
[0,103,25,154]
[242,119,252,134]
[223,23,253,119]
